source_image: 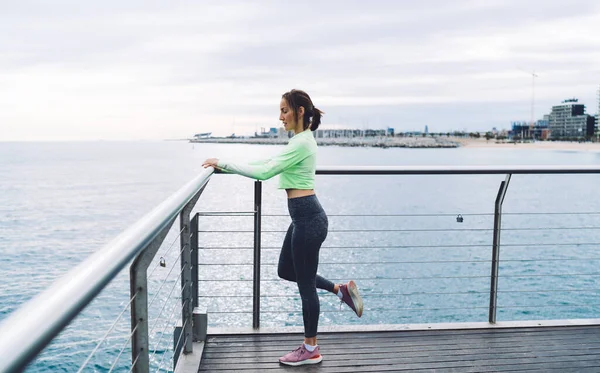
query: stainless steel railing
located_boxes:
[197,165,600,329]
[0,168,213,373]
[1,165,600,373]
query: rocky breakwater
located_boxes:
[316,136,459,148]
[189,136,459,148]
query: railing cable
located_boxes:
[148,266,187,336]
[150,296,188,362]
[77,290,139,373]
[107,322,139,373]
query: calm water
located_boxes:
[1,141,600,371]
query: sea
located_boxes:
[1,141,599,372]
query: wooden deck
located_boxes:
[197,325,600,372]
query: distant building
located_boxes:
[315,128,391,138]
[402,131,424,137]
[424,125,429,135]
[255,127,281,138]
[597,85,600,119]
[547,98,596,139]
[597,85,600,138]
[509,120,548,140]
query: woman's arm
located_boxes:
[213,141,310,181]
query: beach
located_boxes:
[454,137,600,151]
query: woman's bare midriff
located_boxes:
[286,189,315,199]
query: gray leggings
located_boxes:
[277,195,335,338]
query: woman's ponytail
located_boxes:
[310,107,323,131]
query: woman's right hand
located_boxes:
[202,158,220,169]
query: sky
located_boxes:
[1,0,599,141]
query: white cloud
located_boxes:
[1,0,599,140]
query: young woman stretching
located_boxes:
[202,89,363,366]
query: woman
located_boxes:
[202,89,363,366]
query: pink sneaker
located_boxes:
[339,280,364,317]
[279,344,323,366]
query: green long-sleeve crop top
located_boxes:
[216,130,317,189]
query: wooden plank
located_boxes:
[206,327,600,344]
[201,340,600,360]
[199,353,600,371]
[208,330,600,343]
[198,363,600,373]
[198,364,600,373]
[211,325,600,338]
[206,326,600,342]
[198,326,600,372]
[202,335,600,353]
[201,338,600,359]
[202,345,600,361]
[204,333,600,352]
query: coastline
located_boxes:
[455,137,600,151]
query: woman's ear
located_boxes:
[298,106,305,117]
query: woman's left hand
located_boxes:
[202,158,220,169]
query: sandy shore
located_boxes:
[454,138,600,151]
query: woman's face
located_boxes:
[280,98,304,132]
[280,98,295,131]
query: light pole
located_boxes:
[518,68,538,139]
[530,71,538,136]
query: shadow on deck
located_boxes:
[198,325,600,372]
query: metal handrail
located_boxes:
[315,165,600,174]
[0,168,213,373]
[211,164,600,329]
[2,165,600,372]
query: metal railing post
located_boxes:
[179,203,196,356]
[191,213,199,310]
[130,224,173,373]
[191,213,208,343]
[489,174,511,323]
[253,181,262,329]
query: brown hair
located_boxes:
[281,89,324,131]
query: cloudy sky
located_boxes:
[1,0,599,141]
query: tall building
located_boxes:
[597,85,600,129]
[597,84,600,116]
[548,98,596,139]
[595,85,600,140]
